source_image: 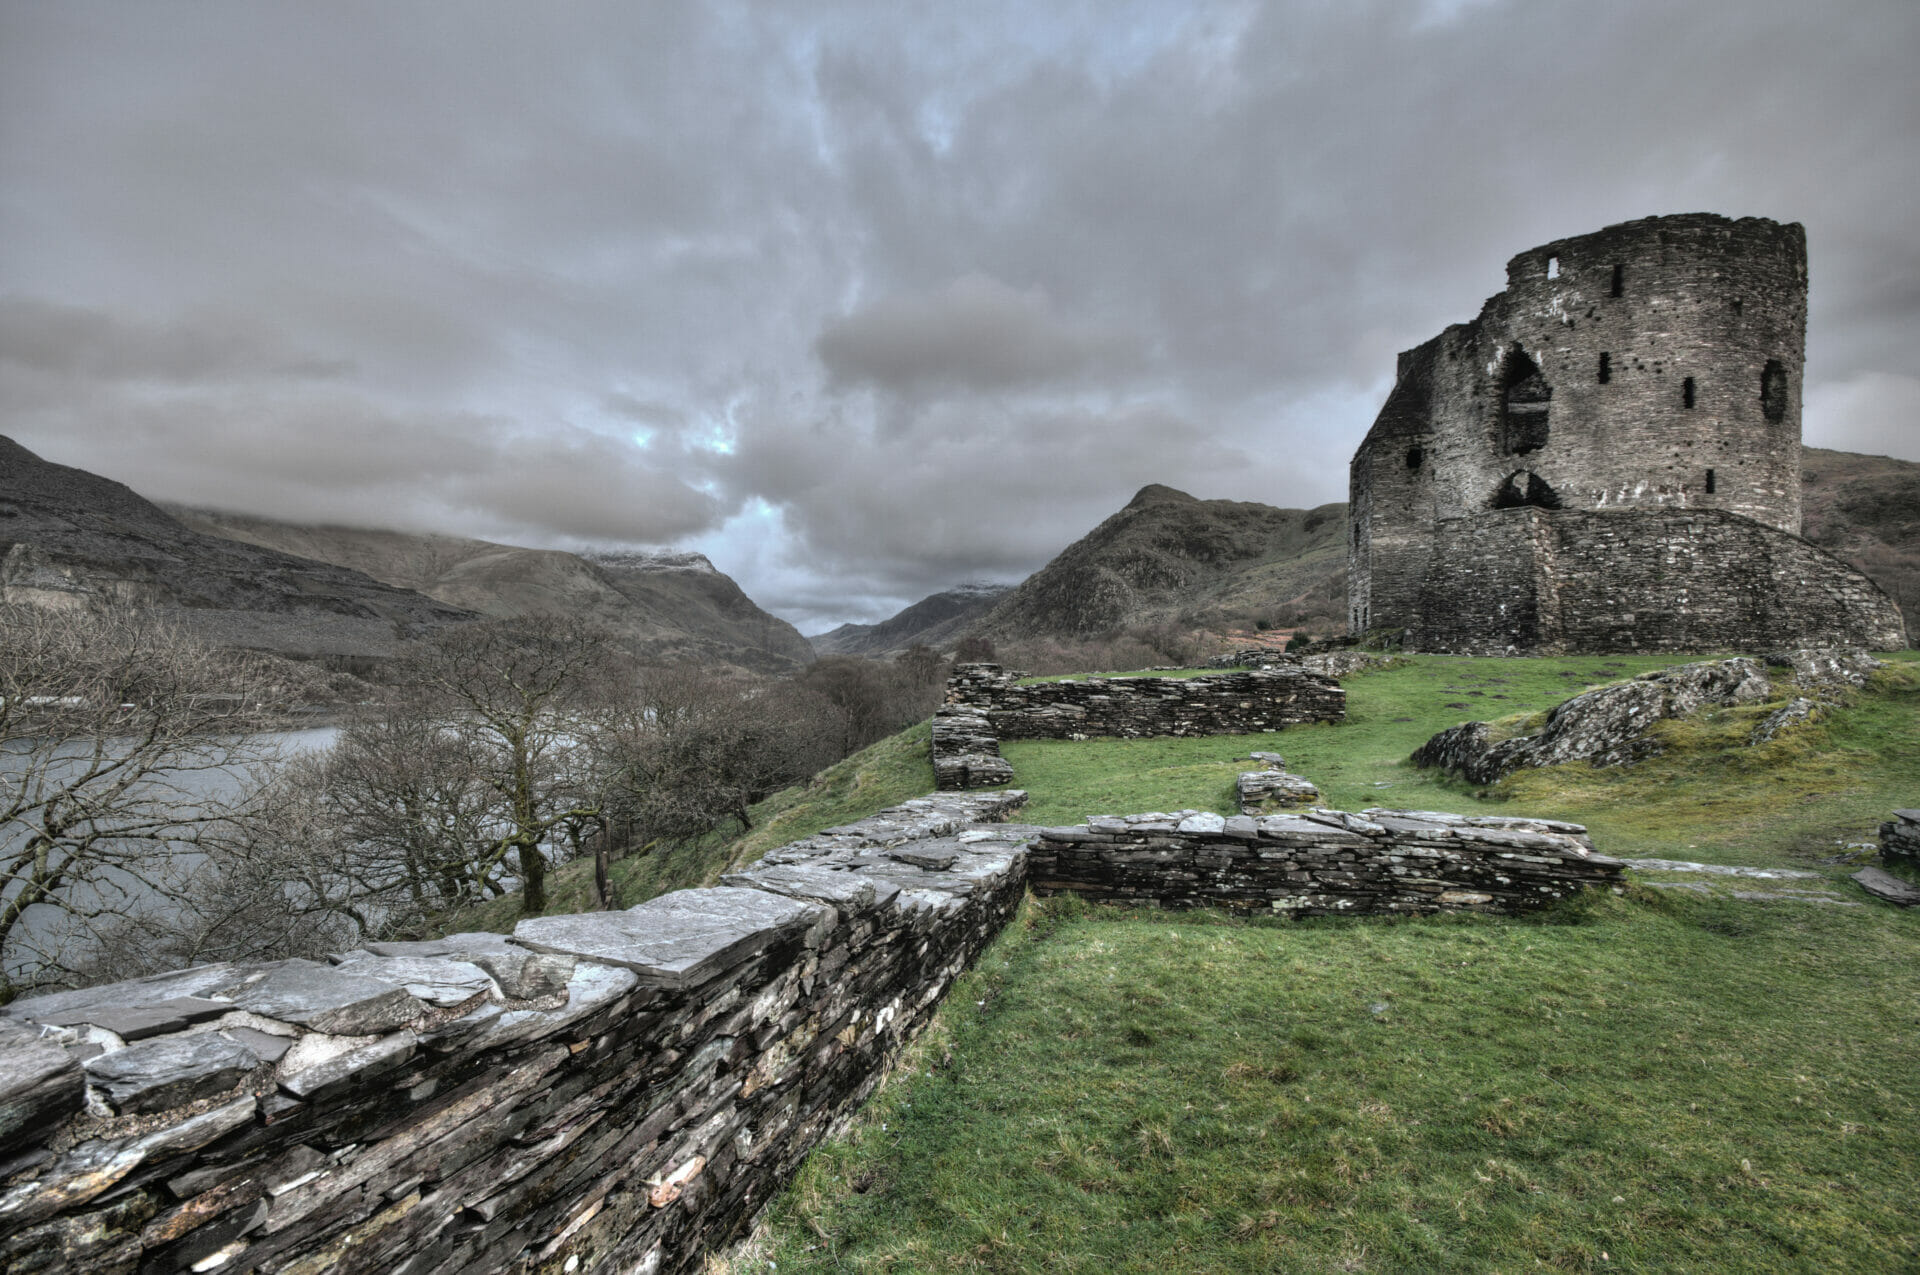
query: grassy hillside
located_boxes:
[711,652,1920,1273]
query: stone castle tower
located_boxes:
[1348,213,1905,653]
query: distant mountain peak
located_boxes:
[1125,483,1197,510]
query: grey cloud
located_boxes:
[816,274,1144,392]
[3,0,1916,629]
[0,297,348,382]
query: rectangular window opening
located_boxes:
[1547,256,1560,280]
[1598,352,1612,384]
[1705,468,1716,494]
[1610,263,1624,297]
[1683,376,1696,408]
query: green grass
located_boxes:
[754,889,1920,1273]
[1002,652,1920,872]
[730,649,1920,1273]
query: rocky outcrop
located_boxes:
[0,790,1029,1275]
[1411,655,1879,785]
[946,662,1345,741]
[1027,807,1622,915]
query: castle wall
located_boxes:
[1408,509,1907,655]
[1347,214,1905,653]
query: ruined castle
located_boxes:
[1348,213,1907,654]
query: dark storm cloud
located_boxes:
[3,0,1916,630]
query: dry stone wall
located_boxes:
[944,663,1345,742]
[0,791,1030,1275]
[1027,808,1623,915]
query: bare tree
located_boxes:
[398,618,617,915]
[0,604,283,998]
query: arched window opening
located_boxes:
[1491,470,1564,511]
[1498,347,1551,455]
[1405,444,1424,471]
[1761,359,1788,422]
[1683,376,1696,409]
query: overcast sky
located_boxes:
[3,1,1916,631]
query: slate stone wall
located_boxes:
[1027,808,1623,915]
[1408,508,1906,654]
[1347,213,1905,652]
[929,706,1014,790]
[945,663,1345,741]
[0,791,1031,1275]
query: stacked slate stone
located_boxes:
[1236,753,1321,814]
[945,662,1344,742]
[0,791,1030,1275]
[1880,811,1920,864]
[929,706,1015,790]
[1027,807,1621,915]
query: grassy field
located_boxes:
[722,650,1920,1273]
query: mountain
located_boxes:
[809,583,1011,656]
[0,436,473,658]
[165,509,814,672]
[972,484,1348,640]
[1800,446,1920,637]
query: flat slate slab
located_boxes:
[31,996,231,1042]
[83,1033,258,1114]
[1853,866,1920,907]
[203,959,424,1035]
[1,964,238,1026]
[0,1019,85,1145]
[514,887,826,989]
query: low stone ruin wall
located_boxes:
[0,790,1031,1275]
[1027,807,1623,915]
[945,662,1345,742]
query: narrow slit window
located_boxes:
[1546,256,1560,280]
[1598,352,1612,384]
[1683,376,1696,408]
[1610,263,1624,297]
[1405,444,1424,470]
[1705,468,1716,494]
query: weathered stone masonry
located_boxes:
[0,791,1030,1275]
[944,663,1345,742]
[932,663,1346,792]
[1348,212,1907,653]
[1028,808,1624,915]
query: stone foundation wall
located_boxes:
[0,791,1030,1275]
[945,663,1345,741]
[1027,808,1623,915]
[929,707,1014,790]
